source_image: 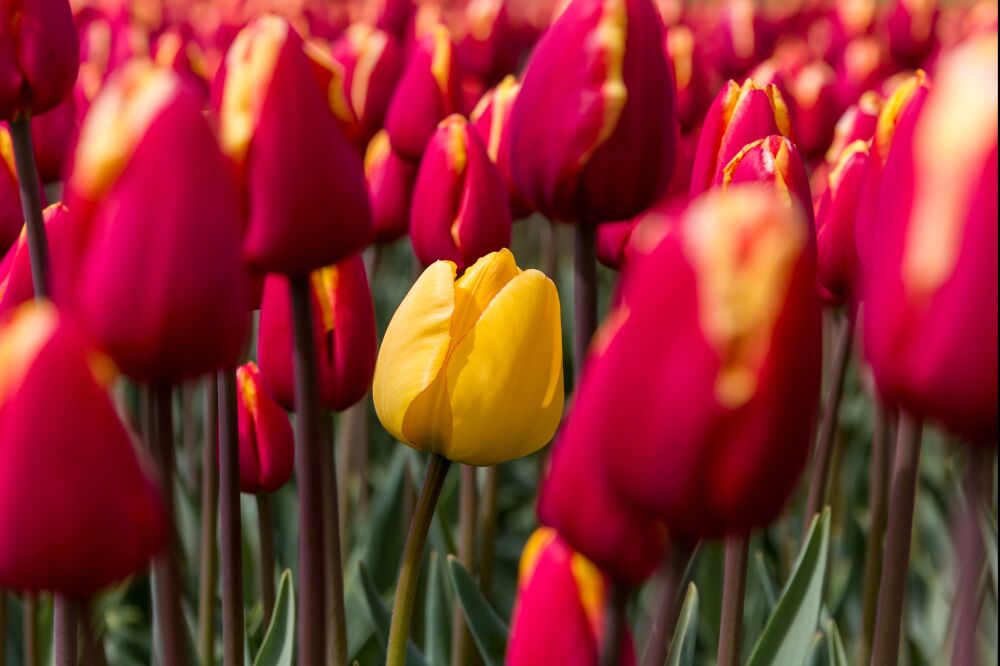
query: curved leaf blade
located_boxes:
[667,583,700,666]
[253,569,295,666]
[446,556,508,666]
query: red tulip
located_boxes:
[721,135,813,226]
[457,0,521,87]
[0,302,165,599]
[785,60,839,157]
[825,91,881,165]
[258,254,377,412]
[863,33,997,444]
[470,74,530,218]
[153,27,211,101]
[331,24,405,144]
[66,61,249,384]
[834,36,890,109]
[0,203,69,316]
[508,0,676,223]
[366,129,417,244]
[0,128,22,254]
[506,528,638,666]
[666,23,713,134]
[214,15,372,275]
[384,24,462,162]
[580,186,821,539]
[410,114,511,272]
[0,0,78,120]
[690,78,793,197]
[236,361,295,493]
[708,0,775,78]
[887,0,940,68]
[816,140,870,303]
[23,96,77,184]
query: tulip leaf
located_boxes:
[746,508,831,666]
[667,583,700,666]
[825,618,849,666]
[424,551,451,666]
[253,569,295,666]
[358,562,429,666]
[446,556,508,666]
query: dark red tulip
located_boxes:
[0,302,166,599]
[24,97,77,184]
[864,34,997,444]
[66,62,249,384]
[825,91,881,165]
[508,0,676,223]
[721,134,813,226]
[236,361,295,494]
[666,23,714,133]
[470,74,531,218]
[366,129,417,244]
[0,203,68,316]
[785,60,840,157]
[709,0,775,78]
[258,254,377,412]
[331,24,405,144]
[0,128,21,254]
[816,140,870,303]
[887,0,940,68]
[410,114,511,271]
[457,0,521,87]
[214,15,372,275]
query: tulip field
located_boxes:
[0,0,997,665]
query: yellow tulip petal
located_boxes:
[444,269,564,465]
[373,261,457,447]
[450,248,520,345]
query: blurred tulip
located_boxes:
[825,91,881,165]
[215,15,372,275]
[374,249,563,466]
[721,134,813,225]
[575,186,820,539]
[887,0,940,68]
[366,129,417,244]
[458,0,521,87]
[24,97,76,184]
[258,254,376,412]
[66,61,248,384]
[0,302,165,599]
[864,33,997,444]
[785,60,839,157]
[331,24,404,144]
[595,219,636,271]
[0,203,68,315]
[303,37,364,147]
[508,0,676,223]
[153,27,211,100]
[236,361,294,493]
[667,23,713,133]
[690,78,792,197]
[375,0,415,41]
[384,24,462,161]
[0,128,21,253]
[506,528,637,665]
[816,141,870,302]
[470,74,530,217]
[410,115,512,272]
[0,0,79,120]
[834,36,889,109]
[709,0,775,78]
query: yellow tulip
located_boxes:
[374,249,564,465]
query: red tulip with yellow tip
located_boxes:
[366,129,417,244]
[236,362,295,494]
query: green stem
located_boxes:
[256,494,276,627]
[641,542,695,666]
[218,370,244,666]
[9,115,49,299]
[53,597,77,666]
[198,378,219,666]
[451,465,478,666]
[386,454,452,666]
[860,406,893,664]
[321,412,348,666]
[23,594,37,666]
[478,466,500,599]
[718,535,749,666]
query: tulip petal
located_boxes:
[450,248,519,343]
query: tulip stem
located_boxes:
[641,541,695,666]
[81,603,109,666]
[478,465,500,599]
[9,116,50,299]
[860,406,893,665]
[573,223,598,377]
[23,594,37,666]
[53,597,77,666]
[218,370,244,666]
[288,275,328,666]
[150,386,189,666]
[870,413,922,666]
[386,454,452,666]
[718,535,749,666]
[803,313,854,537]
[320,412,349,666]
[600,584,628,666]
[198,378,219,666]
[0,589,5,666]
[951,447,990,666]
[452,465,478,666]
[256,494,276,626]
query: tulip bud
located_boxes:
[331,24,405,144]
[0,203,69,316]
[785,60,839,157]
[887,0,940,68]
[864,33,997,444]
[215,15,372,275]
[834,36,889,110]
[236,361,294,493]
[507,528,637,665]
[470,74,531,218]
[667,23,713,134]
[825,91,881,165]
[258,254,376,412]
[573,186,820,539]
[508,0,677,223]
[366,129,417,244]
[0,0,79,120]
[0,302,165,598]
[384,25,462,161]
[816,141,870,302]
[709,0,774,78]
[458,0,521,87]
[153,27,211,101]
[0,128,21,253]
[690,79,793,197]
[410,115,512,272]
[374,249,563,466]
[721,135,813,227]
[66,61,249,384]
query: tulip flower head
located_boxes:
[236,362,295,494]
[331,23,404,144]
[0,128,20,253]
[366,129,417,244]
[720,134,813,225]
[0,203,68,316]
[816,140,870,303]
[374,249,563,466]
[0,302,166,599]
[470,74,530,218]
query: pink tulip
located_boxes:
[236,362,295,493]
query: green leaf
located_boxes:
[666,583,700,666]
[253,569,295,666]
[753,551,778,611]
[446,556,508,666]
[747,508,832,666]
[357,562,428,666]
[423,552,451,666]
[825,619,849,666]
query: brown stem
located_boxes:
[80,604,108,666]
[641,542,695,666]
[541,221,559,280]
[23,594,37,666]
[952,448,990,666]
[320,413,348,666]
[860,406,893,664]
[9,116,49,299]
[803,314,854,537]
[198,378,219,666]
[870,413,922,666]
[599,584,628,666]
[573,223,598,379]
[478,466,500,599]
[218,371,244,666]
[256,494,276,627]
[0,589,6,666]
[451,466,479,666]
[181,383,200,492]
[718,535,749,666]
[53,597,77,666]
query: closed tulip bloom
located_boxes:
[721,135,813,226]
[816,141,869,302]
[0,203,68,316]
[331,24,404,144]
[709,0,774,78]
[215,15,372,275]
[825,91,881,165]
[258,254,376,412]
[458,0,521,86]
[384,24,462,162]
[153,27,211,101]
[834,36,889,110]
[470,74,530,218]
[410,115,512,272]
[236,361,294,493]
[690,78,793,197]
[576,186,821,539]
[23,96,77,184]
[864,33,998,444]
[667,23,713,134]
[785,60,839,158]
[0,0,78,120]
[506,528,637,666]
[887,0,940,68]
[507,0,676,223]
[66,61,248,384]
[366,129,417,244]
[0,128,21,253]
[0,302,166,599]
[374,249,563,466]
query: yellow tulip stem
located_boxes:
[386,454,452,666]
[8,115,50,300]
[573,223,598,378]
